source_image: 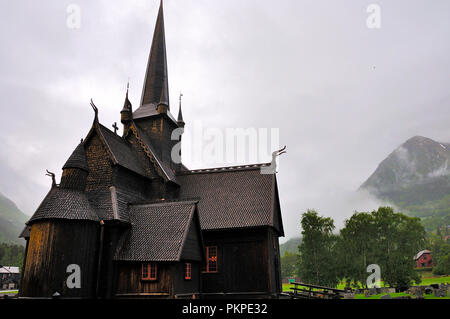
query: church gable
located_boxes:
[127,123,177,183]
[84,130,115,192]
[114,200,201,262]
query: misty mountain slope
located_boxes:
[280,237,302,255]
[361,136,450,230]
[0,192,28,245]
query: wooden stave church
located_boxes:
[19,1,284,299]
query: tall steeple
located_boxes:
[140,0,169,109]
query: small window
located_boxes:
[205,246,218,273]
[142,263,157,281]
[185,263,192,280]
[423,255,427,260]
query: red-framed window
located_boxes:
[205,246,218,273]
[184,263,192,280]
[142,263,157,281]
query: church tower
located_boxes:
[132,0,182,172]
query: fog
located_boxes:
[0,1,449,242]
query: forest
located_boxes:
[281,206,450,288]
[0,243,24,268]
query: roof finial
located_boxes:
[46,170,56,187]
[177,92,185,126]
[90,99,99,122]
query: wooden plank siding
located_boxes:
[20,220,99,298]
[200,228,280,298]
[115,262,174,298]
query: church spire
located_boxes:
[140,0,169,109]
[177,93,185,128]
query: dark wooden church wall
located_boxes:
[115,262,174,298]
[20,220,99,298]
[201,229,271,295]
[172,262,201,297]
[267,228,282,294]
[181,221,203,262]
[113,166,152,200]
[134,117,179,171]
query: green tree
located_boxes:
[0,243,24,268]
[430,238,450,275]
[297,210,339,287]
[372,207,425,288]
[281,251,298,279]
[337,212,376,288]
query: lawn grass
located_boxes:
[0,290,18,294]
[283,274,450,299]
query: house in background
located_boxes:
[0,266,20,290]
[415,250,434,268]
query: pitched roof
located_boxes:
[415,250,432,260]
[19,225,31,239]
[28,187,99,224]
[63,143,89,171]
[133,104,178,124]
[114,200,200,262]
[177,165,283,234]
[86,187,140,223]
[0,267,19,274]
[96,124,147,177]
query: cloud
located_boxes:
[0,1,449,240]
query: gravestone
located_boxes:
[380,294,391,299]
[369,288,377,295]
[434,288,447,298]
[424,287,433,295]
[343,293,355,299]
[386,288,396,294]
[412,287,424,299]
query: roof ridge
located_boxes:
[130,198,200,208]
[177,163,271,175]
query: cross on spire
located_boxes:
[112,122,119,134]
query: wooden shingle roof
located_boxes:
[28,187,99,224]
[177,166,284,235]
[63,143,89,172]
[96,124,147,177]
[114,200,202,262]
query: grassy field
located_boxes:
[283,273,450,299]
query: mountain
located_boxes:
[361,136,450,231]
[280,237,302,255]
[0,192,28,245]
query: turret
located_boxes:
[121,85,133,136]
[60,142,89,191]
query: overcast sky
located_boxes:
[0,0,449,242]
